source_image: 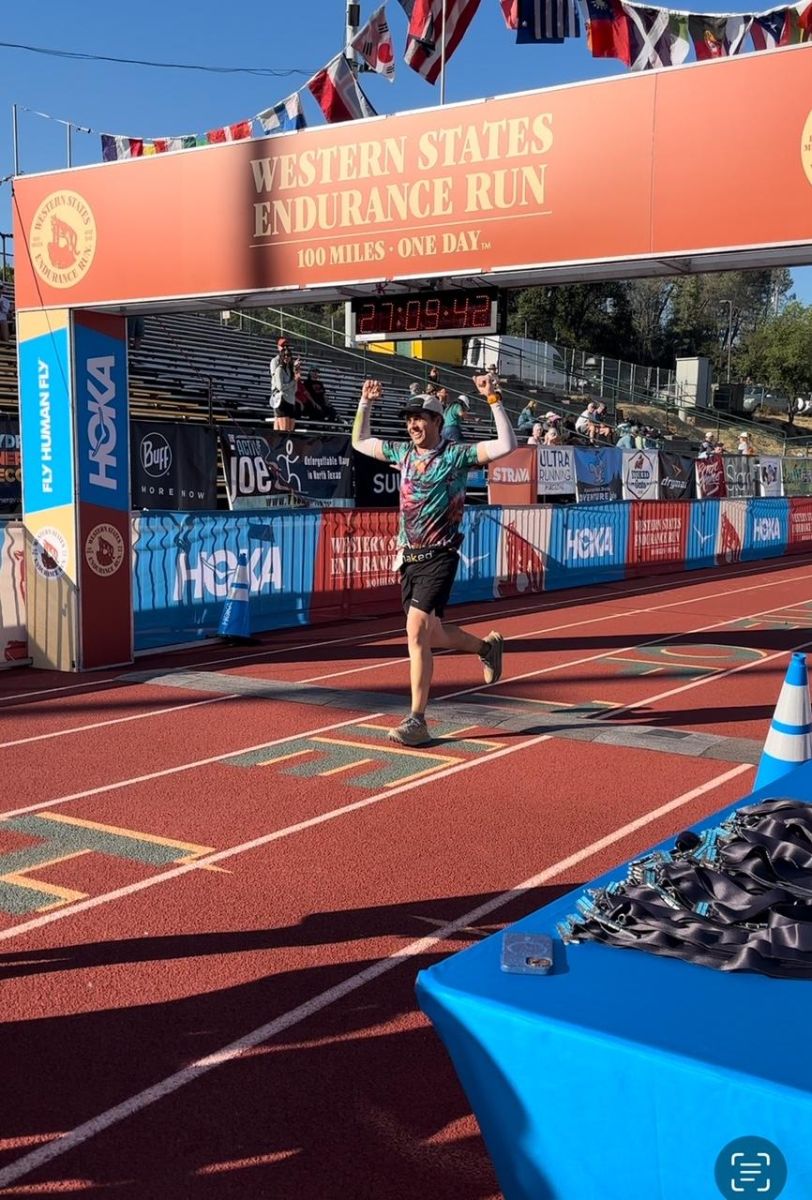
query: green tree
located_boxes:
[737,302,812,400]
[508,282,635,358]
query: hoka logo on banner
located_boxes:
[753,516,780,542]
[86,356,118,491]
[174,546,281,600]
[566,526,614,560]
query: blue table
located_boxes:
[417,760,812,1200]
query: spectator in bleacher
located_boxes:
[443,392,475,444]
[302,368,339,425]
[698,430,716,457]
[427,365,441,387]
[615,423,636,450]
[409,382,422,396]
[270,337,300,432]
[543,425,562,446]
[517,399,537,432]
[0,286,13,343]
[127,315,145,351]
[737,431,755,456]
[527,421,543,446]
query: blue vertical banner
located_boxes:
[450,507,502,605]
[686,500,720,570]
[742,498,789,561]
[18,318,74,516]
[545,502,630,590]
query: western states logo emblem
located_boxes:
[32,526,69,580]
[29,190,97,289]
[140,432,172,478]
[802,110,812,188]
[85,523,125,578]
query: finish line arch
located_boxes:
[11,45,812,670]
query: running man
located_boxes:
[352,375,517,746]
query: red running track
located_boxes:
[1,555,811,1198]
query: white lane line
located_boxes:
[3,554,811,706]
[0,762,751,1191]
[0,694,238,750]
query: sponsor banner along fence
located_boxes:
[6,499,812,657]
[131,421,218,511]
[0,417,21,515]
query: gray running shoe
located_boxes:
[388,715,430,746]
[480,631,504,685]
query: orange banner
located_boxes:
[12,47,812,312]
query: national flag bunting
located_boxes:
[101,135,144,162]
[624,4,689,67]
[581,0,632,63]
[779,0,812,42]
[206,120,254,144]
[750,6,788,48]
[500,0,520,26]
[688,13,751,58]
[404,0,483,83]
[307,55,378,123]
[153,136,198,153]
[258,93,307,134]
[516,0,580,42]
[351,4,397,78]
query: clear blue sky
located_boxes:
[1,0,810,299]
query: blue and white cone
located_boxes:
[754,652,812,790]
[218,551,251,640]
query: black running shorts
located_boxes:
[400,550,459,618]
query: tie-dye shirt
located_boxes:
[380,438,480,549]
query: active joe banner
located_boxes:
[220,429,353,508]
[131,421,217,510]
[575,447,622,503]
[0,417,21,514]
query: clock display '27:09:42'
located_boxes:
[348,289,502,342]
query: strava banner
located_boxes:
[537,445,576,496]
[782,457,812,498]
[487,446,537,505]
[131,421,218,510]
[724,454,756,499]
[575,447,622,504]
[352,449,399,508]
[695,455,727,499]
[658,451,694,502]
[621,448,659,501]
[0,416,21,514]
[758,456,783,498]
[220,429,353,508]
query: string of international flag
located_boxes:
[24,0,812,162]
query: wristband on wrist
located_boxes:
[486,393,502,406]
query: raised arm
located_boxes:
[352,379,387,461]
[472,376,518,466]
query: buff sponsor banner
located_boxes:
[758,456,783,498]
[575,447,622,504]
[14,51,812,313]
[537,445,576,497]
[695,455,727,499]
[545,502,630,590]
[0,521,28,665]
[131,421,217,510]
[621,449,659,502]
[221,429,353,508]
[311,508,399,621]
[788,498,812,555]
[628,502,688,576]
[491,507,550,599]
[73,312,132,669]
[742,498,789,562]
[724,454,756,499]
[487,447,537,505]
[686,500,720,571]
[0,418,21,514]
[658,451,694,502]
[717,499,747,565]
[132,510,320,649]
[782,457,812,498]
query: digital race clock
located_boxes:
[346,289,504,343]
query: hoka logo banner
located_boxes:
[566,526,614,560]
[753,516,780,542]
[174,546,281,601]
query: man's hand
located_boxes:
[361,378,383,403]
[472,373,498,399]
